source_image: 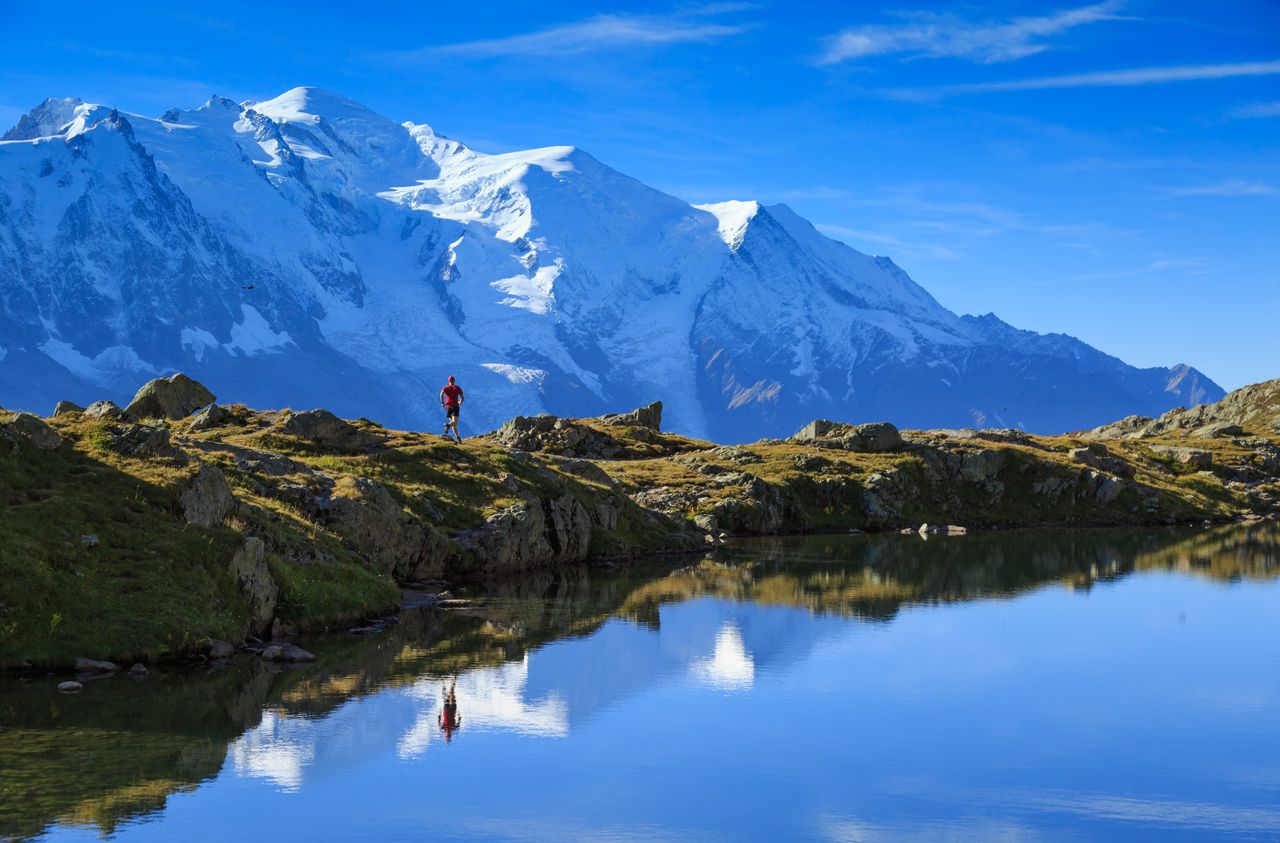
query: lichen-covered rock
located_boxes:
[276,409,383,451]
[229,537,278,636]
[83,400,125,420]
[52,400,84,417]
[180,464,234,528]
[125,373,215,420]
[1,412,62,450]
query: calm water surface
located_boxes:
[2,525,1278,842]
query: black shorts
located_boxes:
[446,406,460,422]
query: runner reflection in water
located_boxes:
[438,679,462,742]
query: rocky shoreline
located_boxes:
[2,373,1278,670]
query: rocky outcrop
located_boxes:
[52,400,84,417]
[326,476,455,580]
[125,373,215,420]
[1069,444,1134,477]
[1087,378,1280,439]
[455,493,595,573]
[1,412,62,450]
[492,414,626,458]
[601,401,663,431]
[791,420,903,452]
[180,464,235,528]
[276,409,383,451]
[229,537,278,636]
[104,423,186,461]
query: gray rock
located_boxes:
[277,409,383,451]
[52,400,84,417]
[260,642,316,662]
[552,457,616,486]
[125,373,215,420]
[1150,445,1212,468]
[83,400,126,420]
[455,493,592,572]
[1196,422,1244,438]
[1,412,62,449]
[80,533,99,547]
[229,537,278,636]
[187,403,231,432]
[602,401,663,431]
[57,681,83,693]
[128,663,148,677]
[792,420,902,453]
[327,477,456,580]
[1069,444,1134,477]
[74,657,118,673]
[180,464,235,528]
[104,423,185,461]
[205,638,235,659]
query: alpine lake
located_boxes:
[2,523,1277,842]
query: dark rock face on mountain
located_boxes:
[0,88,1222,440]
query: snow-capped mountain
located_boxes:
[0,87,1222,440]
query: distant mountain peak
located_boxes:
[0,86,1226,439]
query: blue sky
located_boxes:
[2,1,1276,389]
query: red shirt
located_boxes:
[441,384,463,407]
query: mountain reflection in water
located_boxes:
[1,523,1277,842]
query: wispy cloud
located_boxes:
[817,223,964,260]
[399,6,753,60]
[892,59,1280,98]
[1168,179,1276,197]
[819,1,1126,65]
[1076,257,1215,280]
[1228,100,1280,119]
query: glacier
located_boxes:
[0,86,1222,440]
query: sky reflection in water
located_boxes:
[7,525,1280,842]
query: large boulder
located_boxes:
[602,401,663,431]
[125,373,215,420]
[180,464,235,528]
[229,537,278,636]
[276,409,383,451]
[1,413,62,450]
[52,400,84,417]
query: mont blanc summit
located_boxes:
[0,87,1220,438]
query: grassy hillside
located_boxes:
[1,376,1277,668]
